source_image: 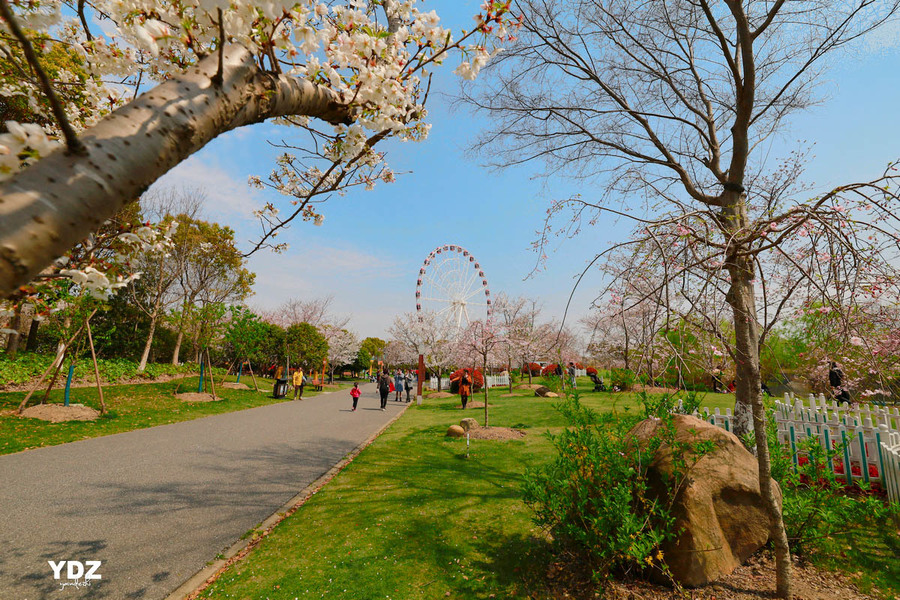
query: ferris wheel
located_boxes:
[416,244,492,331]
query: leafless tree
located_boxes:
[463,1,900,595]
[260,296,346,330]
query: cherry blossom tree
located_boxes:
[493,294,547,385]
[321,326,359,382]
[455,318,505,425]
[389,310,455,390]
[261,296,345,329]
[0,0,519,299]
[381,339,412,369]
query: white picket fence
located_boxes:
[684,393,900,504]
[428,373,510,390]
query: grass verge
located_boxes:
[0,376,353,455]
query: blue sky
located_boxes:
[152,3,900,339]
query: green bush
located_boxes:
[522,397,712,584]
[610,368,636,391]
[0,353,212,387]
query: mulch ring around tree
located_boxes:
[20,403,100,423]
[464,401,495,409]
[426,391,455,398]
[221,382,250,390]
[515,383,544,390]
[550,550,880,600]
[176,392,221,402]
[466,425,525,441]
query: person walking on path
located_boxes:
[459,369,472,410]
[293,367,305,400]
[350,382,361,411]
[378,368,391,411]
[567,362,577,389]
[394,369,404,402]
[404,370,413,402]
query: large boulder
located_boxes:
[629,414,781,587]
[446,425,465,438]
[460,418,479,431]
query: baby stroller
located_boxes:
[588,372,606,392]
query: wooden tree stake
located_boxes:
[206,348,217,400]
[85,317,105,415]
[16,315,91,413]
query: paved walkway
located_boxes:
[0,383,408,599]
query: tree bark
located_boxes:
[138,309,158,372]
[171,329,184,365]
[4,304,21,358]
[25,315,39,351]
[0,44,351,297]
[727,230,791,600]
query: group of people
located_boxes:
[373,368,415,410]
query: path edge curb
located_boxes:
[164,401,410,600]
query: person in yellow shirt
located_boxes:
[293,367,305,400]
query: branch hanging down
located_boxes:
[0,44,352,297]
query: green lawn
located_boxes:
[0,376,353,455]
[197,386,738,600]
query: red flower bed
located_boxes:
[541,363,560,376]
[794,455,883,493]
[586,366,598,376]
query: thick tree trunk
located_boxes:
[0,44,351,297]
[727,240,792,600]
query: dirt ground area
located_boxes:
[176,392,220,402]
[19,403,100,422]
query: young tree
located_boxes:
[466,1,900,594]
[222,306,270,390]
[284,322,327,373]
[168,215,254,364]
[131,187,205,371]
[455,319,505,426]
[0,1,518,297]
[493,293,526,392]
[355,336,387,375]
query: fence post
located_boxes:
[841,428,853,486]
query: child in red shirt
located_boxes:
[350,382,361,411]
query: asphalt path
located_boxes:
[0,382,408,599]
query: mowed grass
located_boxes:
[198,384,737,600]
[0,376,353,455]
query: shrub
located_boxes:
[448,368,483,393]
[523,397,712,584]
[541,363,560,376]
[586,366,598,376]
[0,353,206,388]
[522,362,541,376]
[610,368,636,391]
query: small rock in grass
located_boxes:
[460,418,479,431]
[446,425,465,438]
